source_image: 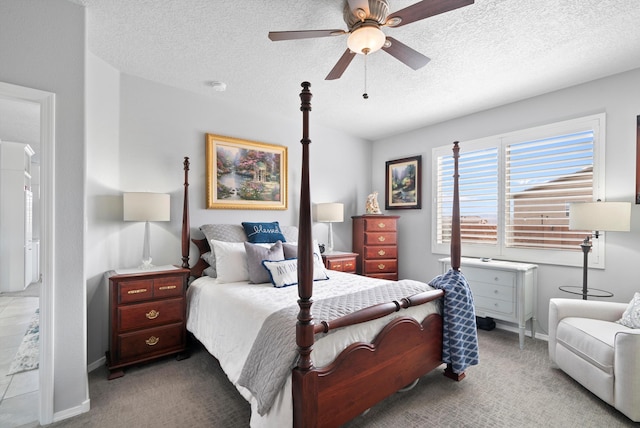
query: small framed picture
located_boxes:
[206,133,288,210]
[385,155,422,210]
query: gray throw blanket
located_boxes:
[237,280,437,415]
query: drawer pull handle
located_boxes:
[377,264,385,270]
[159,285,177,290]
[145,336,159,346]
[377,222,386,228]
[146,309,160,320]
[127,288,147,295]
[378,250,386,256]
[344,263,353,268]
[494,277,499,281]
[494,290,498,294]
[378,236,386,242]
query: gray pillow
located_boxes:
[244,241,284,284]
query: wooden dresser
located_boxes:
[106,266,190,379]
[352,215,399,280]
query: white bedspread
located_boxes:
[186,270,440,427]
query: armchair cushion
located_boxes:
[556,317,630,374]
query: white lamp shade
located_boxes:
[123,192,170,222]
[347,25,386,54]
[315,203,344,223]
[569,201,631,232]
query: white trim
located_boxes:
[0,81,55,425]
[52,399,90,423]
[87,356,106,373]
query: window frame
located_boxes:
[431,113,606,268]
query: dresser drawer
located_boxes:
[363,245,397,260]
[118,279,154,304]
[363,217,397,232]
[366,273,398,280]
[363,232,397,246]
[463,266,515,287]
[469,281,514,303]
[118,297,185,332]
[474,295,515,317]
[117,322,185,362]
[364,259,397,274]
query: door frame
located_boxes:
[0,81,55,425]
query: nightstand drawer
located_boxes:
[363,232,397,246]
[118,297,185,332]
[470,282,514,302]
[363,217,397,232]
[118,279,154,304]
[363,245,397,260]
[154,276,184,298]
[117,322,185,361]
[364,259,397,274]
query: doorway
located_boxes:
[0,81,55,425]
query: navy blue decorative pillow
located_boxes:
[242,221,287,243]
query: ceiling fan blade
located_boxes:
[325,49,356,80]
[268,29,346,41]
[347,0,370,17]
[385,0,473,28]
[382,37,431,70]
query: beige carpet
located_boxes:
[47,329,636,428]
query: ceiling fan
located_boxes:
[268,0,474,81]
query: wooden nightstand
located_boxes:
[321,251,358,273]
[106,266,190,380]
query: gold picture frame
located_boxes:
[206,134,288,210]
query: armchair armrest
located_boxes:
[548,298,628,363]
[615,329,640,421]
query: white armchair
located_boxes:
[548,298,640,422]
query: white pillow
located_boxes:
[211,240,249,283]
[617,292,640,328]
[262,258,329,288]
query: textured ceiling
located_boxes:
[9,0,640,143]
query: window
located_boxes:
[432,114,605,267]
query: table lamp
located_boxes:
[123,192,170,269]
[568,200,631,299]
[315,203,344,252]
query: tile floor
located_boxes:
[0,295,39,427]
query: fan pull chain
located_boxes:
[363,50,369,99]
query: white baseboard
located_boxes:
[88,356,106,373]
[493,320,549,342]
[53,398,90,423]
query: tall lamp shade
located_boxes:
[568,201,631,299]
[315,203,344,252]
[124,192,170,269]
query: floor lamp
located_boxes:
[315,203,344,252]
[123,192,170,269]
[568,201,631,299]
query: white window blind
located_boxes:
[432,113,605,267]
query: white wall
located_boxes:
[86,52,121,366]
[372,67,640,335]
[84,73,372,365]
[0,0,88,420]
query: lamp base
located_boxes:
[138,258,155,270]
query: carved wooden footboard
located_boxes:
[292,82,462,427]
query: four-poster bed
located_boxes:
[180,82,476,427]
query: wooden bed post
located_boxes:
[293,81,318,427]
[181,157,190,269]
[451,141,461,271]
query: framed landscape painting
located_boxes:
[385,155,422,210]
[206,133,287,210]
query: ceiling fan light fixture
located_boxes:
[347,24,386,54]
